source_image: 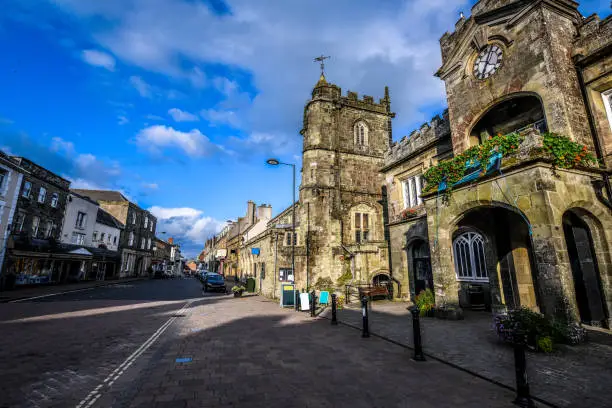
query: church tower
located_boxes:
[299,73,395,289]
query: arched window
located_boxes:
[453,231,487,280]
[354,121,368,146]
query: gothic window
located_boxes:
[354,121,369,146]
[402,175,424,208]
[354,212,370,243]
[453,231,488,281]
[603,89,612,131]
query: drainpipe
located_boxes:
[574,58,612,210]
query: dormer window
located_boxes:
[354,121,368,146]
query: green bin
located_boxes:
[246,277,256,293]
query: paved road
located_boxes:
[0,279,516,407]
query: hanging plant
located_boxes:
[541,132,598,169]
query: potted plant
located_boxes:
[414,288,436,317]
[399,208,418,220]
[232,285,246,297]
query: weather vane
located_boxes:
[314,55,331,75]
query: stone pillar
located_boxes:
[426,212,461,307]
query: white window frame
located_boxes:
[37,187,47,203]
[354,121,369,146]
[603,89,612,132]
[13,212,25,232]
[22,181,32,198]
[147,238,152,250]
[144,216,148,228]
[72,232,85,245]
[129,231,135,246]
[453,231,488,281]
[131,212,136,225]
[140,237,145,250]
[32,216,40,236]
[75,211,87,229]
[51,193,59,208]
[402,174,423,209]
[44,220,54,238]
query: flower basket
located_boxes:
[232,285,246,297]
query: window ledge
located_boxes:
[456,277,489,283]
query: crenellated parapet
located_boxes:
[384,110,451,167]
[309,74,391,115]
[573,14,612,60]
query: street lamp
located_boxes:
[266,158,296,286]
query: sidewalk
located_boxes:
[320,300,612,408]
[103,294,517,408]
[0,277,147,303]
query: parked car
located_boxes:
[203,273,226,293]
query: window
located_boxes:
[71,232,85,245]
[51,193,59,208]
[279,268,293,282]
[113,236,117,244]
[129,231,135,246]
[22,181,32,198]
[93,232,98,241]
[453,231,488,281]
[603,89,612,131]
[144,216,148,228]
[150,222,153,232]
[354,121,368,146]
[44,221,55,238]
[37,187,47,203]
[13,212,25,232]
[402,175,424,208]
[354,213,370,243]
[100,232,105,241]
[140,237,145,249]
[0,170,6,191]
[108,234,112,243]
[32,216,40,236]
[131,212,136,224]
[75,212,87,229]
[147,238,152,250]
[285,232,297,246]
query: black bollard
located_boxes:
[410,306,426,361]
[310,290,316,317]
[513,336,536,407]
[361,296,370,338]
[331,294,338,325]
[295,290,300,312]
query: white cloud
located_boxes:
[118,115,129,125]
[81,49,116,71]
[200,109,240,128]
[142,182,159,190]
[135,125,218,157]
[145,114,164,120]
[168,108,199,122]
[149,206,225,254]
[188,66,206,88]
[50,136,75,155]
[129,75,152,98]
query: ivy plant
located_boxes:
[541,132,598,169]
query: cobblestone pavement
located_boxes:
[320,300,612,408]
[0,278,222,408]
[98,293,518,408]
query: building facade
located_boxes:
[0,152,25,288]
[60,192,98,248]
[73,190,157,277]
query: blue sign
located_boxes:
[251,248,260,255]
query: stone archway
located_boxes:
[450,205,539,313]
[562,209,610,328]
[468,93,547,146]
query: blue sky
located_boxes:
[0,0,609,257]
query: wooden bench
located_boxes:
[359,285,389,300]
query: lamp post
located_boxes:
[266,158,296,287]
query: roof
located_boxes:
[72,189,129,203]
[96,208,125,229]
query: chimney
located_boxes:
[257,204,272,221]
[168,237,174,244]
[247,200,256,224]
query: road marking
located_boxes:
[75,301,192,408]
[9,287,98,302]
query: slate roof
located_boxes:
[96,208,125,229]
[72,189,128,203]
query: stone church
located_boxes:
[245,0,611,330]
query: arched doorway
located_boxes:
[453,205,539,312]
[372,273,390,287]
[562,211,609,327]
[469,94,547,146]
[412,240,433,296]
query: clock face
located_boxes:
[473,45,503,79]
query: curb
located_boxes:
[1,278,147,303]
[317,312,558,408]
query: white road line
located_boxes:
[8,287,98,303]
[75,301,192,408]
